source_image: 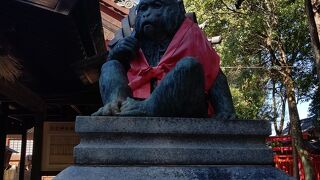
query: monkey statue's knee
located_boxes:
[147,57,207,117]
[175,57,202,70]
[173,57,204,78]
[209,70,236,120]
[159,57,204,90]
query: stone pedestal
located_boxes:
[55,117,292,180]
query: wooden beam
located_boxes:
[0,103,6,180]
[0,79,45,113]
[101,11,121,28]
[0,132,5,180]
[30,114,44,180]
[4,117,24,134]
[100,3,125,21]
[19,130,27,180]
[42,87,102,105]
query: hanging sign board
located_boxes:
[41,122,80,171]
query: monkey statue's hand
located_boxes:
[118,97,151,116]
[108,36,139,63]
[91,99,123,116]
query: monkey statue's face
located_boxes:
[135,0,185,41]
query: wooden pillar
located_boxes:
[0,102,6,180]
[19,130,27,180]
[0,132,5,180]
[30,114,44,180]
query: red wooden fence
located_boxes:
[274,154,320,180]
[267,135,320,179]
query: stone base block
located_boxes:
[55,116,292,179]
[55,165,293,180]
[74,117,273,165]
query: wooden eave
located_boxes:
[100,0,129,18]
[0,0,130,122]
[0,79,45,113]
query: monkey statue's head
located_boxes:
[135,0,186,42]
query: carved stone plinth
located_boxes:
[55,117,292,180]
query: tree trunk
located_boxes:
[312,0,320,40]
[277,41,315,179]
[291,129,300,179]
[285,73,314,180]
[271,81,286,136]
[305,0,320,82]
[272,79,280,135]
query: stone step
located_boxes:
[76,116,271,135]
[55,166,294,180]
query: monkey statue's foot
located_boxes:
[119,97,151,116]
[91,100,122,116]
[213,112,236,120]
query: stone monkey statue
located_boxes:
[93,0,236,119]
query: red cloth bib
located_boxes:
[127,17,221,115]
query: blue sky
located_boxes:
[270,100,310,136]
[297,101,310,119]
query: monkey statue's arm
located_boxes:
[92,36,138,116]
[210,69,236,120]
